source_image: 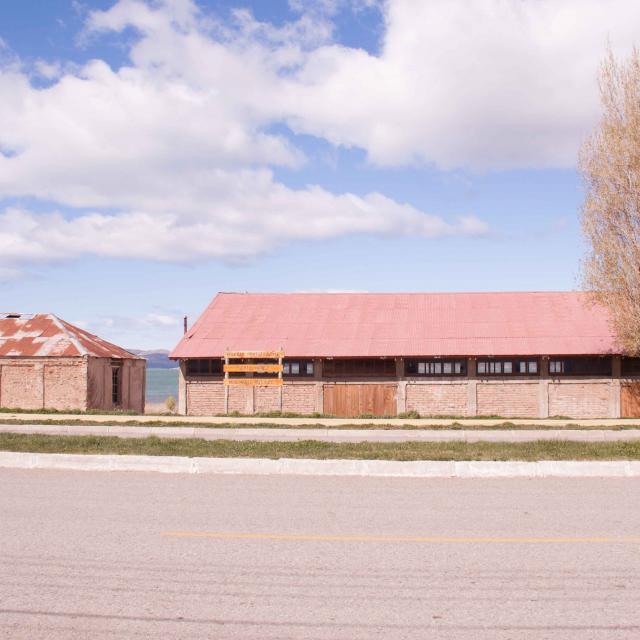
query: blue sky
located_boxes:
[0,0,636,349]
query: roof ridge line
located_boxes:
[49,314,88,357]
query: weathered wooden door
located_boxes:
[621,382,640,417]
[323,384,397,417]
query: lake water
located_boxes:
[146,368,179,404]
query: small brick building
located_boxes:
[170,292,640,419]
[0,313,145,412]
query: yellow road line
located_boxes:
[161,531,640,544]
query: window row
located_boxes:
[549,357,611,376]
[186,356,620,378]
[186,358,314,377]
[283,361,314,376]
[405,360,466,376]
[477,360,538,375]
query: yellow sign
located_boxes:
[224,378,283,387]
[224,363,283,373]
[225,350,284,359]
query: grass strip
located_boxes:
[2,433,640,461]
[0,418,639,431]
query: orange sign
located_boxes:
[224,363,283,373]
[224,378,283,387]
[225,350,284,359]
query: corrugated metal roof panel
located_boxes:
[0,313,143,359]
[170,292,620,358]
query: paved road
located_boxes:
[3,423,640,442]
[1,471,639,639]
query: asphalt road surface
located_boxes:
[1,470,639,639]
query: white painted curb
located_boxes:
[1,451,640,477]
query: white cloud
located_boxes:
[284,0,640,169]
[5,0,636,275]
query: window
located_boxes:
[186,359,223,376]
[111,366,121,406]
[323,358,396,378]
[622,357,640,376]
[548,357,611,377]
[478,359,539,376]
[283,360,314,377]
[549,360,564,374]
[406,359,466,377]
[519,361,538,374]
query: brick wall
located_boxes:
[477,382,539,418]
[183,379,320,415]
[548,381,610,418]
[0,358,87,411]
[186,380,225,415]
[228,386,252,413]
[255,386,280,413]
[181,376,618,419]
[406,382,467,416]
[283,384,318,414]
[43,363,87,410]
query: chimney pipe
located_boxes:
[183,316,188,335]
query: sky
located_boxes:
[0,0,638,350]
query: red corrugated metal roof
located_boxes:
[0,313,142,359]
[169,292,619,358]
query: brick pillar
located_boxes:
[178,361,187,415]
[314,359,324,414]
[316,382,324,414]
[539,357,550,419]
[246,387,255,414]
[395,358,406,415]
[610,355,622,418]
[396,381,407,415]
[467,357,477,417]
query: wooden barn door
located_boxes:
[323,384,397,417]
[621,383,640,417]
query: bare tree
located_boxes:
[581,47,640,354]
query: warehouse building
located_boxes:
[170,292,640,419]
[0,313,145,412]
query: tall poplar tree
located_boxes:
[581,48,640,353]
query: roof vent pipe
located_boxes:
[183,316,188,335]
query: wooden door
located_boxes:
[621,382,640,417]
[323,384,397,417]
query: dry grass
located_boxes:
[0,418,639,430]
[2,433,640,461]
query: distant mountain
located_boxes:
[129,349,177,369]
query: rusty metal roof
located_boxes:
[0,313,142,359]
[170,292,619,358]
